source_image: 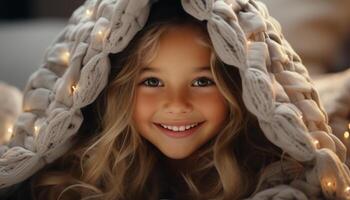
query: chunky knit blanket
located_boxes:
[0,82,22,144]
[0,0,349,199]
[314,69,350,168]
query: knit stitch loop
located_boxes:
[182,0,248,69]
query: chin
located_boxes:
[161,150,192,160]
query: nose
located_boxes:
[164,90,193,114]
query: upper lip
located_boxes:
[154,121,205,126]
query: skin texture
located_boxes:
[132,25,229,163]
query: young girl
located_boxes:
[1,0,349,200]
[29,3,278,199]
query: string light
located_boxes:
[345,186,350,198]
[34,126,39,136]
[61,51,70,64]
[7,127,13,134]
[225,0,234,7]
[327,181,333,187]
[97,29,106,40]
[247,40,252,46]
[4,126,14,143]
[313,139,320,148]
[345,186,350,194]
[344,122,350,140]
[85,9,93,17]
[71,84,77,93]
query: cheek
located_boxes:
[193,89,228,121]
[133,90,159,123]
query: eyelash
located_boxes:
[140,77,215,87]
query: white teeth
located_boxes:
[160,123,199,132]
[179,126,185,131]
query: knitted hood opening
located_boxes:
[1,0,349,199]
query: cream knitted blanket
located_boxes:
[0,0,349,199]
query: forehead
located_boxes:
[144,25,212,73]
[140,66,211,73]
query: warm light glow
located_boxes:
[3,126,13,142]
[71,85,77,93]
[4,126,14,142]
[247,40,252,46]
[344,131,350,139]
[61,51,70,64]
[345,186,350,197]
[314,139,320,148]
[7,127,13,134]
[97,29,106,40]
[86,9,92,17]
[34,126,39,135]
[348,123,350,130]
[345,186,350,193]
[327,181,333,187]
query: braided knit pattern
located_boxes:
[0,0,349,199]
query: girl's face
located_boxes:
[132,25,228,159]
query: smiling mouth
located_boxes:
[153,121,205,138]
[154,121,205,130]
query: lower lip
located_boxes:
[154,122,204,139]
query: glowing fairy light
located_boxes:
[225,0,234,8]
[7,127,13,134]
[344,131,350,139]
[61,51,70,64]
[345,186,350,192]
[64,52,70,59]
[314,139,320,148]
[71,84,78,93]
[247,40,252,46]
[345,186,350,194]
[34,126,39,136]
[85,9,93,17]
[327,181,333,187]
[97,29,107,40]
[4,126,14,143]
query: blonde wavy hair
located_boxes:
[31,2,301,200]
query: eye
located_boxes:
[141,77,163,87]
[192,77,215,87]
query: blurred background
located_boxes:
[0,0,349,151]
[0,0,350,89]
[0,0,84,89]
[0,0,350,90]
[261,0,350,76]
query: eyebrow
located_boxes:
[140,66,211,73]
